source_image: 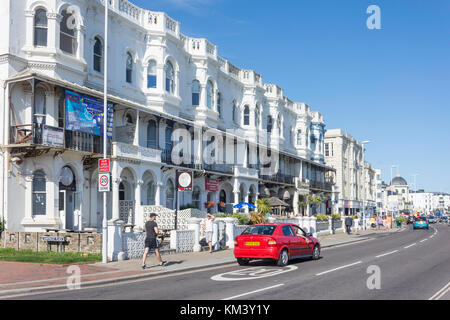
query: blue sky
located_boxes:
[133,0,450,192]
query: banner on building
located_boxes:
[65,90,113,137]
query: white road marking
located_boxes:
[375,250,398,258]
[420,239,427,243]
[211,265,297,281]
[315,261,362,276]
[222,283,285,300]
[429,281,450,300]
[404,243,416,249]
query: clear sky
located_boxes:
[133,0,450,193]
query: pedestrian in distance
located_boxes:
[202,213,215,253]
[345,214,353,235]
[141,213,166,270]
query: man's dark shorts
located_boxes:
[145,237,160,250]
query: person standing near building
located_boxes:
[142,213,165,269]
[345,214,353,234]
[202,213,215,253]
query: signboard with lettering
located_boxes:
[42,236,65,242]
[98,159,110,173]
[42,125,64,147]
[205,178,219,192]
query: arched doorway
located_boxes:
[58,166,79,230]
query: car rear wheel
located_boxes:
[237,258,249,266]
[277,249,289,267]
[311,245,320,260]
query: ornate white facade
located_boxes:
[0,0,334,232]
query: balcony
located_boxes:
[9,123,106,155]
[260,172,295,185]
[112,142,161,163]
[309,180,333,192]
[234,166,259,180]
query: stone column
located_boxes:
[212,220,219,251]
[24,11,34,50]
[135,179,143,228]
[107,220,125,261]
[111,175,121,221]
[155,181,162,206]
[224,217,238,248]
[188,217,202,252]
[310,216,317,237]
[134,109,140,146]
[293,190,299,216]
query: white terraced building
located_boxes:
[0,0,335,232]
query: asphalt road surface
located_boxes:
[7,223,450,300]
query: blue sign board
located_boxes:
[65,90,113,137]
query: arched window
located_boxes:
[165,126,173,152]
[243,105,250,126]
[32,170,46,215]
[119,182,125,200]
[93,36,102,72]
[277,115,282,135]
[60,9,76,55]
[255,105,260,128]
[147,120,157,149]
[165,61,174,93]
[192,80,200,106]
[147,60,157,88]
[297,129,302,145]
[34,8,48,46]
[206,80,214,109]
[192,186,201,210]
[34,87,46,124]
[126,52,133,83]
[267,115,273,133]
[146,180,156,205]
[166,179,175,209]
[125,112,133,125]
[217,92,222,118]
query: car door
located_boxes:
[281,225,297,257]
[291,225,309,256]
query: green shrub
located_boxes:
[232,213,250,225]
[214,212,230,218]
[331,213,341,220]
[396,216,408,223]
[314,214,329,221]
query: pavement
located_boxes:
[0,226,404,298]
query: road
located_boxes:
[6,223,450,300]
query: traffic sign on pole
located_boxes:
[98,173,110,192]
[98,159,110,173]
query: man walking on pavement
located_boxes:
[142,213,166,269]
[345,214,353,235]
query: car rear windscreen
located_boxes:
[415,217,427,221]
[241,225,276,236]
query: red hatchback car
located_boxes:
[234,223,321,267]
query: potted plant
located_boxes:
[204,201,215,209]
[218,201,226,212]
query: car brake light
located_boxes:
[268,240,277,246]
[234,239,238,246]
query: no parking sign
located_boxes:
[98,173,110,192]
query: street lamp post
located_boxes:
[101,0,109,264]
[361,140,370,230]
[389,165,397,229]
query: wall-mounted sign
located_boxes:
[205,178,219,192]
[42,125,64,147]
[177,170,193,192]
[65,90,113,137]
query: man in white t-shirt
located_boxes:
[202,213,215,253]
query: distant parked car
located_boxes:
[413,217,429,230]
[234,223,321,267]
[427,215,437,224]
[439,216,448,223]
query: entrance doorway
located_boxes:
[59,166,80,230]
